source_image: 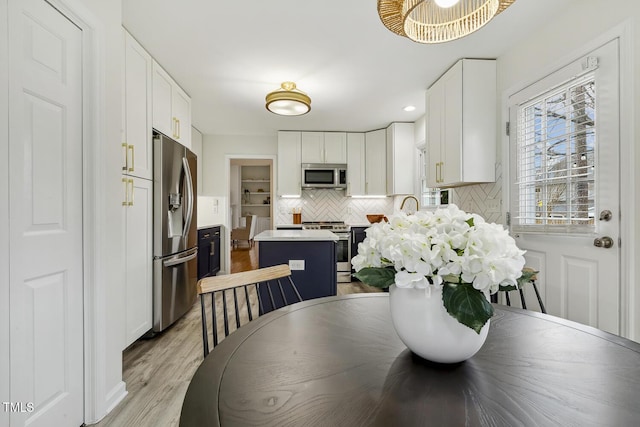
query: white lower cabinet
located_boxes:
[123,176,153,347]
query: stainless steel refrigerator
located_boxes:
[152,132,198,332]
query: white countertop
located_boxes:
[197,224,223,230]
[254,230,338,242]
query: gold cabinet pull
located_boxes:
[128,145,134,172]
[172,117,181,139]
[122,177,128,206]
[122,142,128,171]
[128,179,134,206]
[435,162,440,183]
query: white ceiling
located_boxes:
[123,0,574,136]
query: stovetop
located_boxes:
[302,221,350,232]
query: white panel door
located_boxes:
[8,0,84,425]
[509,40,620,334]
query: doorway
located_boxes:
[508,39,621,334]
[228,158,274,273]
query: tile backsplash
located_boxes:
[275,163,503,226]
[276,190,395,225]
[454,162,504,224]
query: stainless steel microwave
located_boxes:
[301,163,347,189]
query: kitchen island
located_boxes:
[254,230,338,311]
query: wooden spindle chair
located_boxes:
[494,267,546,313]
[197,264,303,357]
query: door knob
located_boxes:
[599,210,612,221]
[593,236,614,249]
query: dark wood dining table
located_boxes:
[180,294,640,426]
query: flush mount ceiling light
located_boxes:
[265,81,311,116]
[377,0,516,44]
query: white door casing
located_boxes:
[508,39,620,334]
[8,0,84,425]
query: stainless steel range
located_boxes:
[302,221,351,283]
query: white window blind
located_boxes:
[512,73,596,233]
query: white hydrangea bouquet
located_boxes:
[352,204,531,333]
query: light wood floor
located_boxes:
[91,245,379,426]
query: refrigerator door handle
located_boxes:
[163,248,198,268]
[182,157,194,240]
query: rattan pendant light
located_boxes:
[378,0,516,44]
[265,82,311,116]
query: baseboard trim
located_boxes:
[105,381,128,414]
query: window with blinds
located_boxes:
[512,73,596,233]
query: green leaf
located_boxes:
[465,217,475,227]
[442,282,493,334]
[352,267,396,288]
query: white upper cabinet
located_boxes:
[323,132,347,163]
[301,132,347,164]
[152,60,192,148]
[386,122,415,195]
[364,129,387,196]
[277,131,302,197]
[426,59,496,188]
[346,133,365,196]
[122,30,153,180]
[301,132,324,163]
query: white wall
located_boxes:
[191,126,203,195]
[495,0,640,341]
[75,0,127,421]
[201,134,278,196]
[0,2,9,425]
[201,134,277,273]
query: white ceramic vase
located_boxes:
[389,284,489,364]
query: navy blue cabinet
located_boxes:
[350,226,368,280]
[198,226,221,280]
[258,239,337,312]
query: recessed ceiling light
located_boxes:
[403,105,416,112]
